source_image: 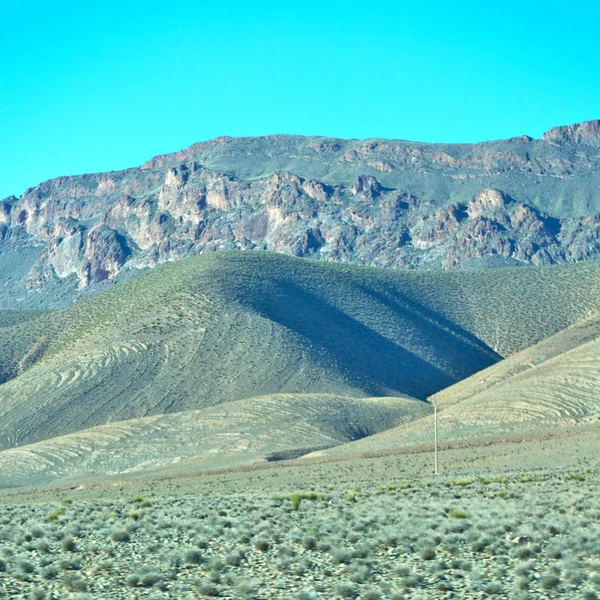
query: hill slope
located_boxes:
[3,120,600,306]
[0,393,430,488]
[3,253,600,454]
[316,314,600,460]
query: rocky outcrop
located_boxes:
[2,120,600,304]
[82,226,131,285]
[543,120,600,148]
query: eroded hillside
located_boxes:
[2,253,600,458]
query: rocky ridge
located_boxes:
[2,120,600,306]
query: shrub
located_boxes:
[35,540,51,554]
[185,549,205,564]
[302,536,317,550]
[420,548,436,560]
[62,535,76,552]
[60,558,82,571]
[254,538,270,552]
[334,582,357,598]
[18,560,35,574]
[233,579,258,599]
[448,508,469,519]
[513,545,534,560]
[30,526,46,539]
[332,548,353,564]
[41,565,59,580]
[31,588,45,600]
[541,573,560,590]
[110,528,130,543]
[482,581,503,595]
[139,571,164,588]
[195,581,220,596]
[196,536,209,549]
[63,573,87,592]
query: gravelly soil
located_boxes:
[1,461,598,599]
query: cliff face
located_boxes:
[2,120,600,306]
[542,120,600,148]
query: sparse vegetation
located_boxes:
[0,462,598,598]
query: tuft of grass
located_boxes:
[48,507,64,522]
[290,491,325,511]
[452,478,473,487]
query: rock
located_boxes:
[350,175,382,199]
[543,120,600,147]
[367,161,393,172]
[0,198,14,224]
[512,536,530,544]
[467,189,510,219]
[81,226,131,285]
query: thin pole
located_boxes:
[434,395,439,475]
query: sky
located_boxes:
[1,0,599,199]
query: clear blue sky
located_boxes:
[1,0,599,199]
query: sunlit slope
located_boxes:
[426,315,600,438]
[315,315,600,460]
[2,253,600,451]
[0,393,430,488]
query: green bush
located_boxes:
[448,508,469,519]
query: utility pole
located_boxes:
[433,395,439,475]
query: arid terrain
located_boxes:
[1,123,599,598]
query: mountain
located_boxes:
[2,252,600,462]
[2,120,600,307]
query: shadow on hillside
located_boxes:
[241,280,483,399]
[358,284,501,360]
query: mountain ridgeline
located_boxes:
[2,120,600,307]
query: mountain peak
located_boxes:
[542,120,600,147]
